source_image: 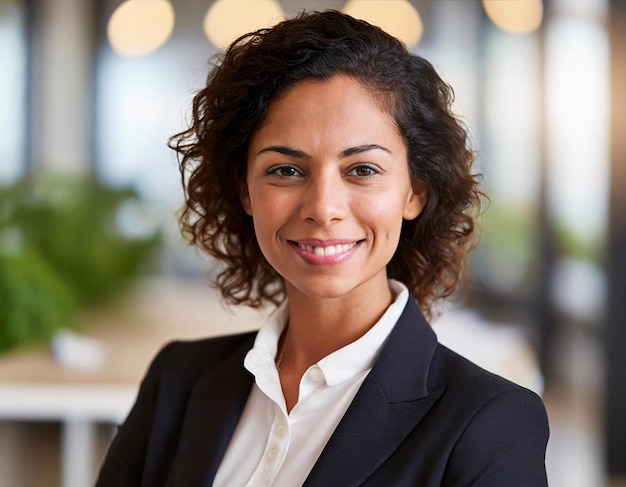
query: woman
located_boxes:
[97,10,549,486]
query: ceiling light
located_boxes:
[107,0,175,57]
[342,0,423,47]
[483,0,544,35]
[203,0,284,49]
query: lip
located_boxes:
[288,239,363,266]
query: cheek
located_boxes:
[249,195,288,248]
[362,196,407,239]
[251,207,277,239]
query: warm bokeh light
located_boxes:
[483,0,544,34]
[342,0,423,47]
[203,0,284,49]
[107,0,175,57]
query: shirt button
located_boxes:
[276,423,286,437]
[268,447,278,459]
[309,367,323,381]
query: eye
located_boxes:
[266,165,303,178]
[347,164,379,177]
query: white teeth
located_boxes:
[299,242,357,256]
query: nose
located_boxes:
[299,170,347,225]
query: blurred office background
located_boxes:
[0,0,625,486]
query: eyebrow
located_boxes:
[340,144,391,158]
[257,146,309,158]
[256,144,392,159]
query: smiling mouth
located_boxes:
[294,241,359,256]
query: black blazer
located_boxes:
[97,298,549,486]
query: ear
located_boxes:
[241,184,253,216]
[403,178,428,220]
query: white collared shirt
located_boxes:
[213,280,409,487]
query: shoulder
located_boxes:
[430,343,548,429]
[431,343,546,415]
[144,330,258,378]
[164,331,258,362]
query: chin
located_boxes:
[287,272,387,302]
[287,277,355,301]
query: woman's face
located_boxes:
[243,75,426,302]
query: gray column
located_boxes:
[31,0,95,173]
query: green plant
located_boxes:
[0,250,75,350]
[0,174,162,351]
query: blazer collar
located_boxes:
[304,297,445,487]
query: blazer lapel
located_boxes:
[304,299,444,487]
[165,334,255,487]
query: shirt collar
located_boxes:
[244,299,289,373]
[245,280,409,387]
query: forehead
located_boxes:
[254,75,398,137]
[269,75,393,115]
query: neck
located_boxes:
[280,279,394,370]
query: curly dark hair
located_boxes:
[170,10,483,318]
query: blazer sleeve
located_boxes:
[96,342,176,487]
[442,387,550,487]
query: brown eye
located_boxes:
[267,165,302,177]
[348,165,378,177]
